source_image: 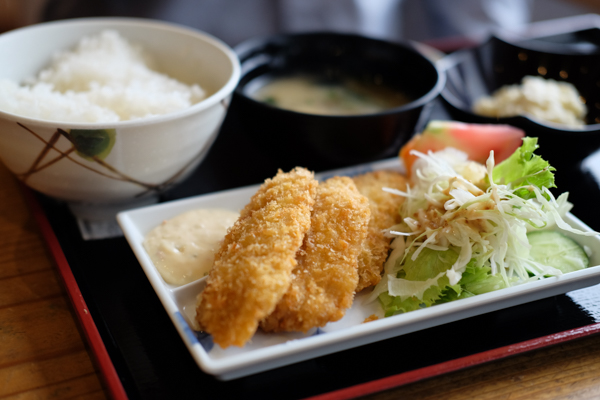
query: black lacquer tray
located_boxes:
[29,97,600,399]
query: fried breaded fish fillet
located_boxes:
[195,167,318,348]
[352,170,407,292]
[260,176,370,333]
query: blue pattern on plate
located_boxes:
[173,311,215,351]
[196,332,214,352]
[174,311,199,345]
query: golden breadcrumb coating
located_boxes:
[352,170,407,292]
[260,176,370,333]
[195,167,317,348]
[363,314,379,323]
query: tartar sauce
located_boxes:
[143,208,239,286]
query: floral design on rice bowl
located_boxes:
[14,122,206,201]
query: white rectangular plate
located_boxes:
[117,158,600,380]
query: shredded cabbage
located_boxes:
[368,137,598,316]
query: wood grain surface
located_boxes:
[3,158,600,400]
[0,162,108,400]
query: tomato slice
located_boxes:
[400,121,525,175]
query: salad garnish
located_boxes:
[367,137,598,317]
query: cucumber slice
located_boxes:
[527,230,589,273]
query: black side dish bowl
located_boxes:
[230,32,445,171]
[441,32,600,166]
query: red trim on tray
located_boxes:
[22,185,129,400]
[303,323,600,400]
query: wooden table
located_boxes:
[0,162,108,399]
[3,158,600,400]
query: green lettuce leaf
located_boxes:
[380,247,458,316]
[490,137,556,199]
[380,252,508,316]
[378,292,424,316]
[402,247,458,281]
[434,261,506,304]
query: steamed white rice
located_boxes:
[0,30,206,123]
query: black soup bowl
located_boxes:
[231,32,445,171]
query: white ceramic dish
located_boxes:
[117,158,600,380]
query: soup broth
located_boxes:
[250,75,410,115]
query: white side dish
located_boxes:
[472,75,587,128]
[118,159,600,380]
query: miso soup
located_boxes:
[250,75,410,115]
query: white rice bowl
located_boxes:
[0,18,240,207]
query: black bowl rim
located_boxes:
[439,34,600,133]
[494,29,600,56]
[233,31,446,119]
